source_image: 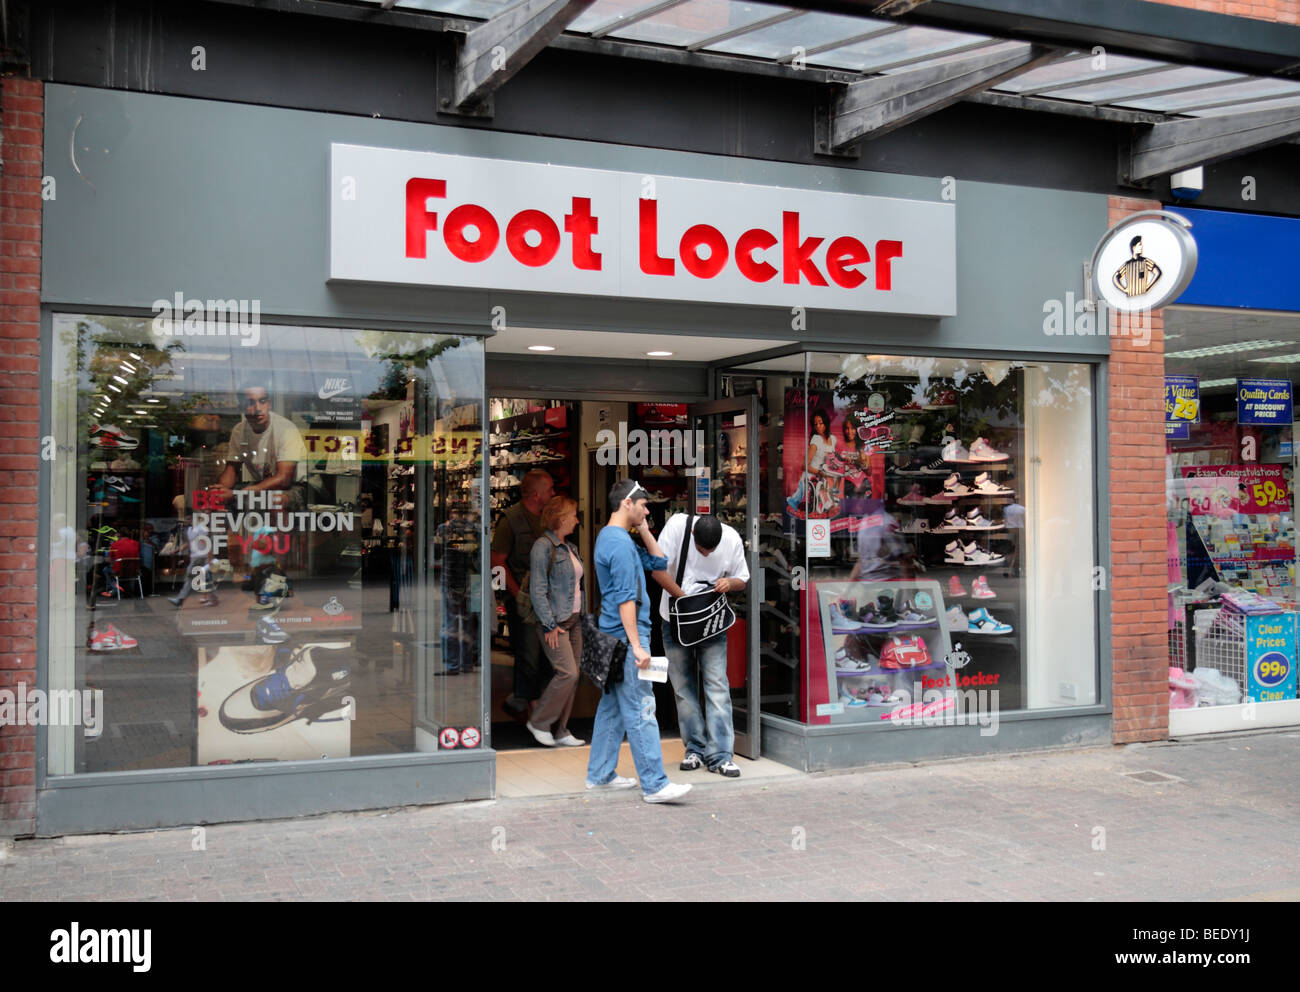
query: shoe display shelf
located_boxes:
[814,580,957,722]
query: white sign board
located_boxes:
[1093,213,1198,313]
[330,144,957,316]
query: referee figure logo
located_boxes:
[1112,235,1162,298]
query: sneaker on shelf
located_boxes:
[948,575,968,598]
[969,437,1011,463]
[88,423,140,450]
[944,539,966,565]
[935,508,963,532]
[942,472,971,497]
[900,517,930,534]
[834,647,873,674]
[945,605,970,631]
[924,487,959,506]
[967,607,1013,635]
[643,782,693,804]
[972,472,1014,496]
[918,455,950,475]
[829,601,865,633]
[961,542,1006,567]
[895,599,937,629]
[642,465,675,478]
[856,605,898,631]
[587,775,638,790]
[898,484,927,507]
[840,689,870,708]
[971,575,997,599]
[907,424,926,446]
[89,623,138,651]
[941,439,973,463]
[897,397,925,413]
[963,509,1003,530]
[924,388,958,410]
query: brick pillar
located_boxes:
[1108,195,1170,744]
[0,75,43,837]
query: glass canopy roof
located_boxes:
[366,0,1300,119]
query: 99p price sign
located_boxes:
[1247,614,1297,702]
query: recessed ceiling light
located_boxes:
[128,353,143,361]
[1165,339,1290,359]
[1197,378,1237,388]
[647,351,674,357]
[112,374,129,385]
[1248,353,1300,364]
[527,345,556,352]
[146,398,161,404]
[134,409,149,415]
[107,384,121,393]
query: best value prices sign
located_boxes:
[1246,613,1298,702]
[1165,375,1199,440]
[330,144,956,315]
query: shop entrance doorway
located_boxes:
[484,393,761,759]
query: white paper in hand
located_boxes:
[638,656,669,683]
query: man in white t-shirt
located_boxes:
[653,513,750,778]
[211,381,307,510]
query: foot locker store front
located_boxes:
[33,84,1113,833]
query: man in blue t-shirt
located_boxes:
[587,479,693,804]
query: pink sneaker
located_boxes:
[971,576,996,599]
[948,575,967,598]
[897,484,926,507]
[969,437,1010,462]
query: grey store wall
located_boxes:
[42,85,1110,358]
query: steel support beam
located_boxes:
[818,42,1064,152]
[448,0,597,111]
[1125,104,1300,183]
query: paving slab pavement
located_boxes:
[2,730,1298,902]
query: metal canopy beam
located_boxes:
[818,42,1064,151]
[844,0,1300,79]
[450,0,597,111]
[1125,104,1300,183]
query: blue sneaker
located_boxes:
[257,615,289,644]
[967,608,1012,635]
[829,601,864,633]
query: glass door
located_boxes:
[689,397,760,758]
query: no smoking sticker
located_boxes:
[439,727,460,749]
[460,726,481,748]
[809,520,830,557]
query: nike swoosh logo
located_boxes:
[318,385,350,399]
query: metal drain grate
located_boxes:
[1122,770,1183,784]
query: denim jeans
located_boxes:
[586,652,669,795]
[664,627,733,767]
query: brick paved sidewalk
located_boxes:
[2,731,1297,901]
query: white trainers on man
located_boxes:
[709,760,741,778]
[525,722,555,747]
[587,775,637,790]
[643,782,693,804]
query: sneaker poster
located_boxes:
[197,644,352,763]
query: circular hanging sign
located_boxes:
[1092,211,1198,313]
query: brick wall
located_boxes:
[0,75,43,837]
[1108,196,1171,745]
[1153,0,1299,24]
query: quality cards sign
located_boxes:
[330,144,956,316]
[1237,378,1293,426]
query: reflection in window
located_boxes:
[47,315,484,774]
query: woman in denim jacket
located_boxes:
[526,496,585,747]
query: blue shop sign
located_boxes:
[1174,208,1300,313]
